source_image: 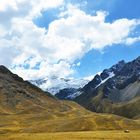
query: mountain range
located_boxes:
[29,56,140,120]
[75,56,140,119]
[0,65,140,135]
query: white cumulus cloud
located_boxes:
[0,1,140,80]
[125,36,140,45]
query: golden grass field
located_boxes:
[0,101,140,139]
[0,130,140,140]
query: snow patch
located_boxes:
[95,72,115,88]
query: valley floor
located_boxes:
[0,130,140,140]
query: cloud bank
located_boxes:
[0,0,140,80]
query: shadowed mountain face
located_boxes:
[75,56,140,119]
[55,88,79,100]
[0,65,140,133]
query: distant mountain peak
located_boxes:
[110,60,125,74]
[30,77,89,97]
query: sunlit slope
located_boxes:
[0,100,140,133]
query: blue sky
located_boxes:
[0,0,140,80]
[34,0,140,78]
[34,0,140,27]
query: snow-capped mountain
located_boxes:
[30,60,125,100]
[30,76,89,96]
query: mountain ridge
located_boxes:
[75,56,140,119]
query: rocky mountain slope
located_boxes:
[0,65,140,134]
[75,56,140,119]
